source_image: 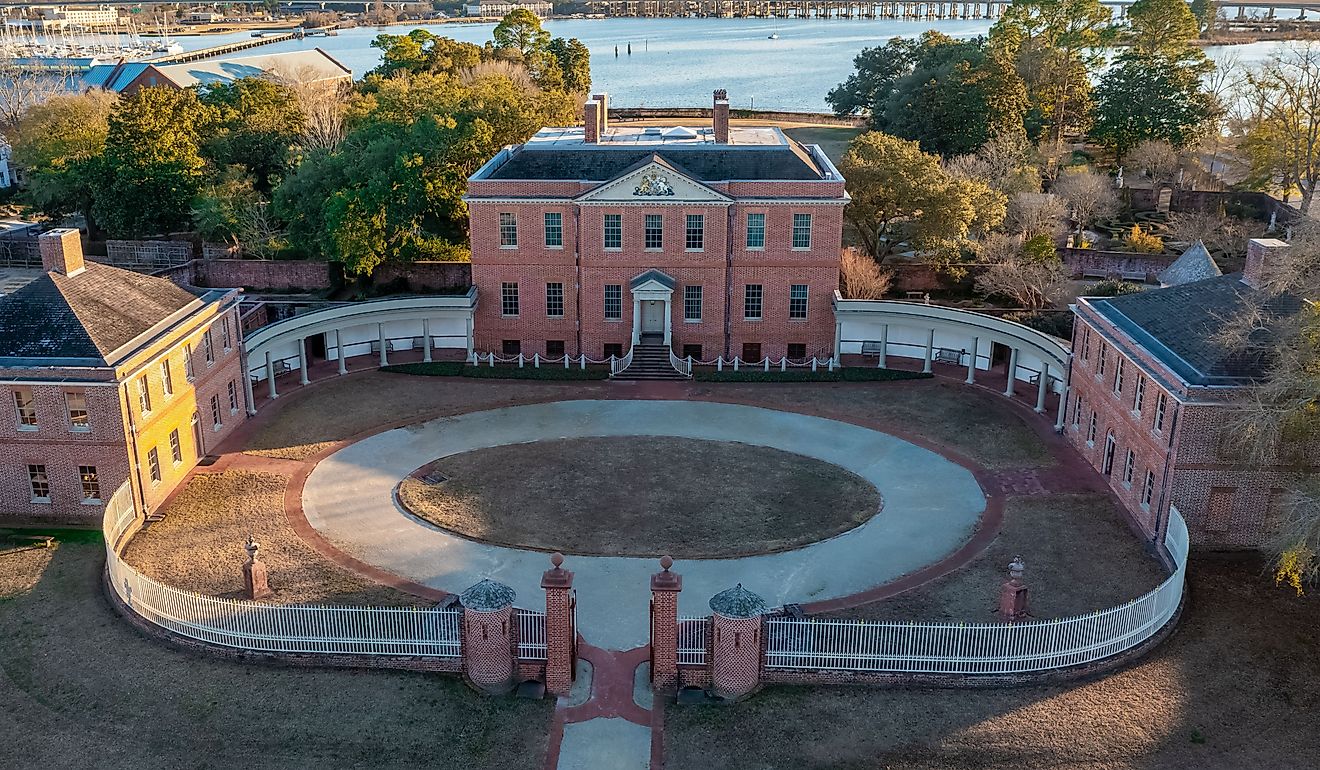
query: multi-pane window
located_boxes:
[148,448,161,484]
[603,214,622,249]
[789,284,809,319]
[644,214,663,249]
[1081,326,1091,360]
[685,214,704,250]
[499,212,517,247]
[1087,411,1097,443]
[1123,449,1136,485]
[1113,358,1124,395]
[222,317,233,350]
[14,388,37,428]
[604,284,622,321]
[65,392,89,430]
[28,464,49,500]
[137,376,152,414]
[183,343,196,381]
[1142,470,1156,507]
[743,284,763,320]
[501,282,520,316]
[169,428,183,464]
[1072,394,1083,427]
[684,285,703,322]
[79,465,100,501]
[161,360,174,398]
[1154,392,1167,432]
[792,213,812,249]
[204,330,215,365]
[1097,343,1106,377]
[227,380,239,413]
[746,213,765,249]
[546,283,565,318]
[1101,432,1117,475]
[210,394,223,429]
[544,212,563,248]
[1133,375,1146,413]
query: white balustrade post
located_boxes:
[1004,347,1019,397]
[564,354,569,369]
[733,357,740,372]
[878,323,888,368]
[243,353,257,415]
[966,336,978,384]
[488,352,495,368]
[1035,362,1050,414]
[518,353,525,369]
[336,329,347,375]
[377,323,388,367]
[764,357,770,372]
[781,358,787,372]
[580,354,586,370]
[663,297,673,346]
[422,318,432,363]
[811,357,818,372]
[297,337,310,386]
[533,353,540,368]
[265,350,278,400]
[631,298,641,346]
[923,329,934,373]
[717,356,723,372]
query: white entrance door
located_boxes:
[641,300,664,334]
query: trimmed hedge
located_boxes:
[694,367,932,383]
[382,361,610,380]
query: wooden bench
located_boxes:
[861,341,885,356]
[934,348,963,365]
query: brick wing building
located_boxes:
[1068,238,1316,548]
[0,230,247,521]
[466,90,847,367]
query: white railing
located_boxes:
[677,616,709,665]
[709,355,836,373]
[517,609,547,661]
[102,483,462,659]
[610,346,634,376]
[764,510,1189,675]
[669,349,693,377]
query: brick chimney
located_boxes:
[583,98,600,144]
[592,92,609,134]
[713,88,730,143]
[39,228,86,278]
[1242,238,1288,289]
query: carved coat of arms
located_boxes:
[634,173,675,197]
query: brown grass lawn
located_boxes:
[0,543,551,770]
[122,470,421,606]
[666,557,1320,770]
[831,494,1168,622]
[242,372,610,461]
[0,543,55,598]
[397,436,881,558]
[701,379,1054,470]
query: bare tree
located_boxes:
[945,133,1040,196]
[1239,43,1320,213]
[839,247,893,299]
[236,201,287,260]
[0,57,76,130]
[1004,192,1068,240]
[973,233,1071,310]
[1053,167,1120,239]
[276,68,351,152]
[1128,139,1182,186]
[1166,209,1265,256]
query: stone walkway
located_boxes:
[301,400,988,650]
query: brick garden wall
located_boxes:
[1060,248,1171,281]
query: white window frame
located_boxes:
[1154,392,1167,433]
[644,213,663,250]
[685,214,704,251]
[227,380,239,414]
[546,282,565,318]
[499,212,518,248]
[791,213,812,249]
[743,284,763,321]
[1142,470,1155,508]
[160,360,174,398]
[1122,449,1135,486]
[789,284,809,320]
[501,282,520,317]
[14,388,37,430]
[137,376,152,415]
[169,428,183,465]
[683,285,703,323]
[544,212,563,249]
[65,391,90,432]
[210,393,223,431]
[147,448,162,485]
[1113,358,1124,396]
[603,214,622,250]
[604,284,622,321]
[1133,375,1145,414]
[79,465,100,501]
[745,212,765,250]
[28,463,49,501]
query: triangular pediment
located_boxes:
[577,156,731,203]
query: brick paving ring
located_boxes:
[301,399,990,651]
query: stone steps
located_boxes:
[614,345,689,380]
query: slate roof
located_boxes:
[630,268,676,290]
[709,583,767,618]
[1159,240,1222,287]
[1088,274,1305,386]
[459,579,516,611]
[0,263,200,364]
[486,145,823,182]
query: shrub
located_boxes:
[1003,310,1075,340]
[1087,279,1146,298]
[1123,224,1165,254]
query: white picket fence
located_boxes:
[517,609,547,661]
[102,483,463,658]
[677,616,709,665]
[763,510,1190,675]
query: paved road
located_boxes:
[302,400,986,650]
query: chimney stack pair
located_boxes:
[583,93,610,143]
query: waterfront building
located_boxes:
[466,90,848,363]
[79,48,352,94]
[0,230,247,521]
[464,0,552,17]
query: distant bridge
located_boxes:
[589,0,1320,18]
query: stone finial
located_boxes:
[651,555,681,592]
[551,552,564,568]
[1008,555,1025,582]
[542,552,573,589]
[660,555,673,571]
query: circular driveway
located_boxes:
[301,400,988,650]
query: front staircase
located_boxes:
[613,344,690,380]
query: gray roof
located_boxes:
[486,145,823,182]
[1159,240,1222,287]
[0,263,200,364]
[157,49,352,88]
[709,583,767,618]
[459,579,515,611]
[630,269,675,290]
[1089,274,1304,386]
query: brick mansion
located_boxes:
[0,91,1315,557]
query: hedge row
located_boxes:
[694,367,933,383]
[381,362,610,380]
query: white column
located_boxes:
[465,316,474,357]
[965,336,978,384]
[265,350,278,400]
[336,329,347,375]
[832,321,842,362]
[1004,347,1019,397]
[922,328,934,373]
[1035,362,1049,413]
[631,297,641,346]
[377,323,388,366]
[243,353,257,416]
[422,318,432,363]
[297,337,309,386]
[663,297,672,347]
[1055,365,1071,431]
[878,323,888,368]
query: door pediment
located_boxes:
[577,159,731,204]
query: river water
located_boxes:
[150,18,1300,111]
